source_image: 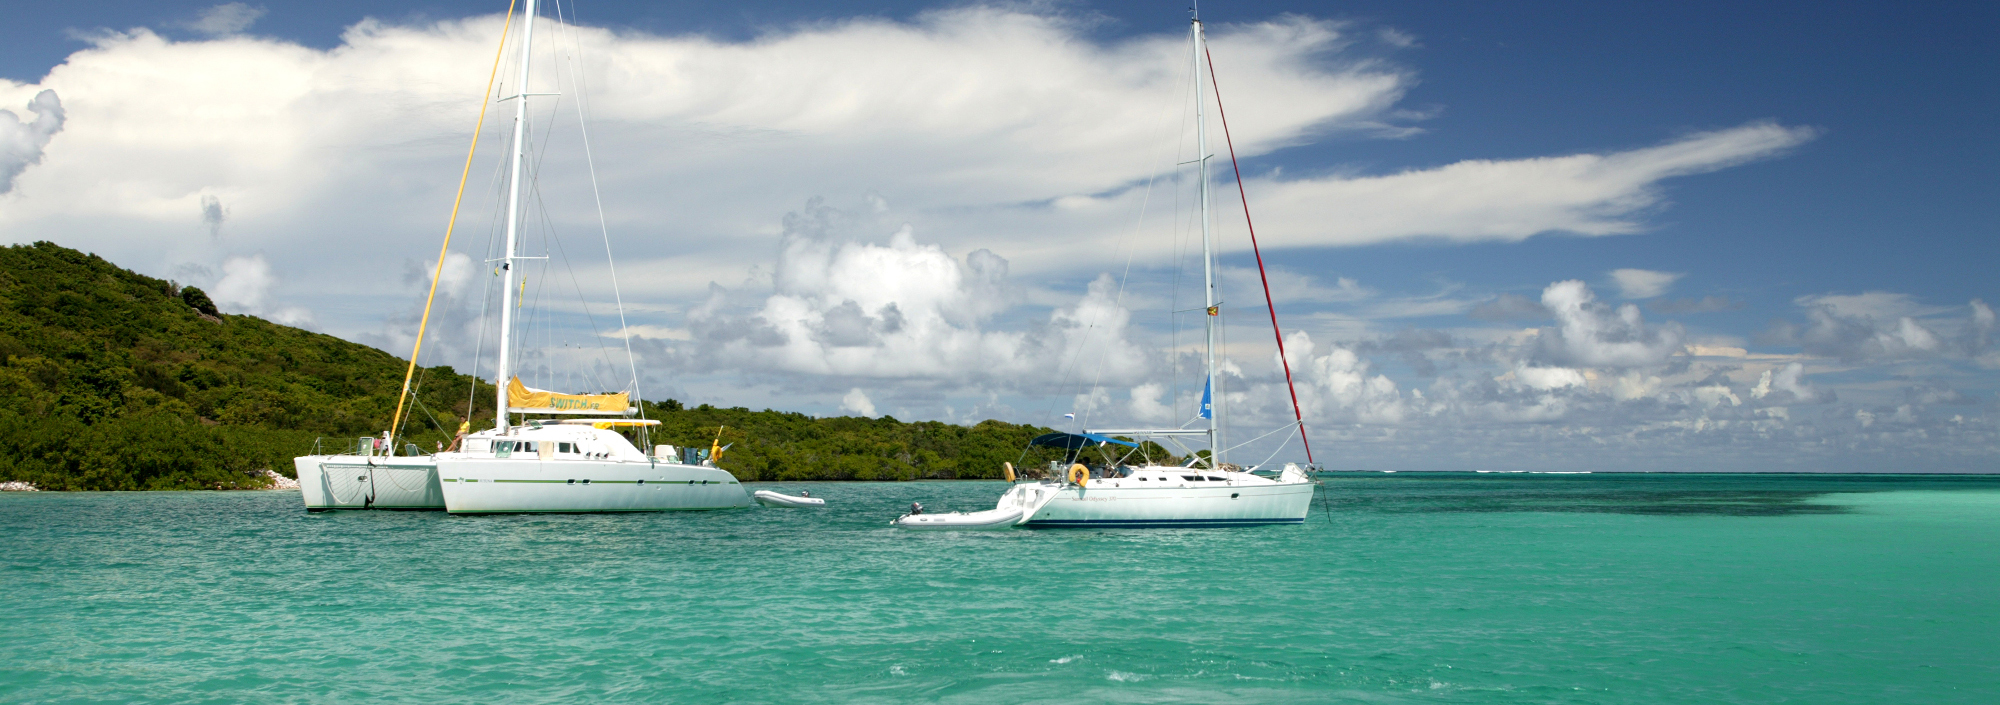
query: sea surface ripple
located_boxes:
[3,473,1997,703]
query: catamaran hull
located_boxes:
[436,459,751,514]
[294,456,445,511]
[1016,481,1314,528]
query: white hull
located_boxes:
[894,507,1022,530]
[999,468,1315,528]
[753,490,825,508]
[437,457,750,514]
[294,455,444,510]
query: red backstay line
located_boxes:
[1204,43,1315,464]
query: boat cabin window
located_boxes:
[493,440,538,457]
[557,442,577,454]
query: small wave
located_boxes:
[1105,671,1151,682]
[1050,655,1081,664]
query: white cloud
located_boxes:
[1128,382,1177,423]
[0,90,64,194]
[1535,280,1685,368]
[1506,363,1587,391]
[841,388,876,417]
[1749,362,1827,404]
[1235,122,1816,249]
[669,200,1148,389]
[1765,293,1992,362]
[181,3,267,37]
[1278,330,1408,423]
[1608,268,1681,299]
[209,254,315,326]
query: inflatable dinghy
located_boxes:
[892,507,1022,530]
[753,490,825,508]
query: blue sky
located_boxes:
[2,1,1996,471]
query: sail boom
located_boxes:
[508,407,638,416]
[1084,429,1210,437]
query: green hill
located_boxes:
[0,242,1114,490]
[0,241,493,490]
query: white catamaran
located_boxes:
[897,14,1318,529]
[435,0,748,514]
[299,0,749,513]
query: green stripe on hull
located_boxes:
[305,506,444,511]
[484,479,719,484]
[446,507,741,514]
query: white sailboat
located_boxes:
[433,0,748,514]
[897,13,1317,529]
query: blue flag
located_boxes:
[1199,377,1213,419]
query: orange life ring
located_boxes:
[1002,462,1016,483]
[1068,463,1089,487]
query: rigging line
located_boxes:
[1169,27,1200,424]
[390,0,519,448]
[1222,419,1297,454]
[556,0,651,445]
[556,0,644,415]
[1039,24,1200,434]
[1077,60,1183,433]
[528,171,619,384]
[1247,424,1299,472]
[1204,40,1314,464]
[465,119,514,423]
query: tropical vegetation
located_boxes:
[0,241,1154,490]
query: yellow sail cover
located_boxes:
[507,377,628,413]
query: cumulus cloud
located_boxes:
[1278,330,1409,423]
[667,198,1147,390]
[841,388,877,417]
[181,3,267,37]
[1608,268,1681,299]
[0,90,64,195]
[1535,280,1685,368]
[209,254,315,326]
[1762,293,1992,362]
[1749,362,1828,404]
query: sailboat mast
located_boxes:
[495,0,538,433]
[1193,18,1220,468]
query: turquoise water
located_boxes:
[4,473,1998,703]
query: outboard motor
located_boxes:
[910,501,924,515]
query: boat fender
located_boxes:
[1003,462,1016,483]
[1068,463,1088,487]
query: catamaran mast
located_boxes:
[1193,17,1220,469]
[494,0,538,433]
